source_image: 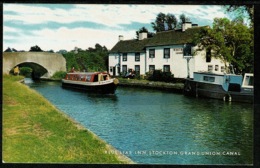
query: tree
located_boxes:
[136,27,155,39]
[4,47,12,52]
[179,14,190,23]
[151,12,167,32]
[193,18,253,73]
[29,45,43,52]
[165,14,178,30]
[225,5,254,26]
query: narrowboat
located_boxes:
[183,72,253,103]
[62,72,119,94]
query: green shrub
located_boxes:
[20,67,32,77]
[51,71,67,79]
[148,70,174,82]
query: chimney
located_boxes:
[139,32,147,40]
[119,35,124,41]
[182,22,192,32]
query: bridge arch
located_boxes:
[3,52,66,78]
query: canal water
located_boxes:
[26,79,253,165]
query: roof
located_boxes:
[109,26,206,53]
[109,38,151,53]
[145,26,205,47]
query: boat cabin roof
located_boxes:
[66,72,108,75]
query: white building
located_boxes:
[108,22,226,78]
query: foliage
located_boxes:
[165,13,178,30]
[19,67,32,77]
[29,45,43,52]
[151,12,167,32]
[147,70,174,82]
[193,18,253,73]
[224,5,254,26]
[179,14,190,23]
[51,71,67,79]
[62,43,108,72]
[151,13,190,32]
[4,47,17,52]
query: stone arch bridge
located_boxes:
[3,52,66,78]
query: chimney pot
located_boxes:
[119,35,124,41]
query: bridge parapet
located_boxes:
[3,52,66,77]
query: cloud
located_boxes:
[3,4,230,52]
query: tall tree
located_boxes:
[193,18,253,73]
[151,12,167,32]
[179,14,190,23]
[165,13,178,30]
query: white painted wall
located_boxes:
[108,45,226,78]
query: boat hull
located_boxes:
[62,79,118,94]
[184,79,253,103]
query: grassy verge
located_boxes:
[3,75,133,164]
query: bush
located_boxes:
[20,67,32,77]
[51,71,67,79]
[148,70,174,82]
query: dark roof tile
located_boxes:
[109,26,206,53]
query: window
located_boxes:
[135,65,140,75]
[221,66,225,72]
[135,53,140,61]
[244,76,254,86]
[149,49,155,58]
[109,66,113,73]
[208,65,213,72]
[206,48,211,62]
[163,65,170,72]
[164,48,170,58]
[203,76,215,82]
[183,44,192,56]
[122,53,127,61]
[215,65,219,71]
[122,65,127,75]
[149,65,155,72]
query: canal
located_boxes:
[25,79,253,165]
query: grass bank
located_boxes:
[3,75,133,164]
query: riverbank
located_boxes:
[3,75,134,164]
[118,78,184,93]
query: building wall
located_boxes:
[108,46,226,78]
[108,52,146,76]
[146,45,174,73]
[193,46,226,75]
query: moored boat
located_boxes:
[62,72,119,94]
[183,71,253,103]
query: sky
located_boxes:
[3,4,232,52]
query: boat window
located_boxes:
[244,76,254,86]
[203,76,215,82]
[86,75,91,81]
[94,74,98,82]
